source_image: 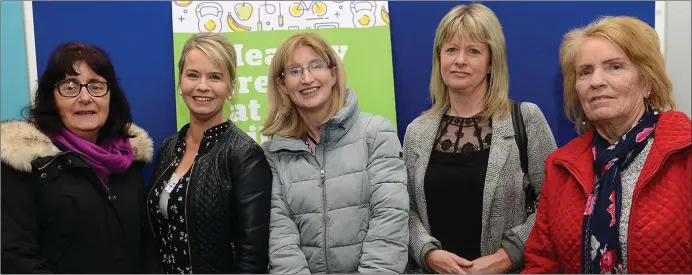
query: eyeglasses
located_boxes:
[54,80,110,98]
[281,61,332,78]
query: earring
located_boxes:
[646,90,651,98]
[179,91,182,96]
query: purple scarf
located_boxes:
[49,128,134,185]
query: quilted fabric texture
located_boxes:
[149,123,272,273]
[523,111,692,274]
[264,90,409,274]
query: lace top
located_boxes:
[433,114,492,154]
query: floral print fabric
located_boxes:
[581,107,659,274]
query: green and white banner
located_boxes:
[172,1,397,143]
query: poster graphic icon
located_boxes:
[195,2,224,33]
[172,1,397,144]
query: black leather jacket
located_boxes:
[147,121,272,273]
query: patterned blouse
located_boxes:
[433,113,492,154]
[147,121,231,274]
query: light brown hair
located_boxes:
[262,32,347,139]
[559,16,675,133]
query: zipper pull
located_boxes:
[318,169,325,187]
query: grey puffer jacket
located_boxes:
[263,90,409,274]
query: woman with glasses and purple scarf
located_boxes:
[1,43,160,273]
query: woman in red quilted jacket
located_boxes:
[523,16,691,274]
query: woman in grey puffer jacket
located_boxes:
[261,32,410,274]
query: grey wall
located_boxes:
[664,1,691,117]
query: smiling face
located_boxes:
[179,48,230,121]
[439,34,491,95]
[279,45,337,113]
[54,62,110,141]
[574,36,648,125]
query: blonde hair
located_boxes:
[178,33,238,96]
[428,3,511,120]
[262,32,347,139]
[559,16,675,133]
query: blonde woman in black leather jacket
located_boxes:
[147,33,272,274]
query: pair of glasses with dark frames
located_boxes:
[54,80,110,98]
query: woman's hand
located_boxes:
[425,249,474,274]
[467,248,513,274]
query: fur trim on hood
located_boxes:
[1,120,154,173]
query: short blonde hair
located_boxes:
[178,33,238,95]
[262,32,347,139]
[559,16,675,133]
[428,3,511,120]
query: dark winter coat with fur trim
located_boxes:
[0,120,161,274]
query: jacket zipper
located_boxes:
[320,163,329,273]
[313,134,331,274]
[184,158,198,272]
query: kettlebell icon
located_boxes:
[351,1,376,28]
[196,2,223,33]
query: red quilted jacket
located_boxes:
[523,111,692,274]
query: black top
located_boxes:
[424,113,492,261]
[149,121,230,274]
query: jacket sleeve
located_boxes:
[522,154,559,274]
[1,164,53,274]
[358,117,410,274]
[403,123,441,273]
[502,103,557,270]
[230,142,273,273]
[264,147,311,274]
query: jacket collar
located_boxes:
[0,120,154,173]
[267,89,360,152]
[552,111,691,192]
[175,120,231,157]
